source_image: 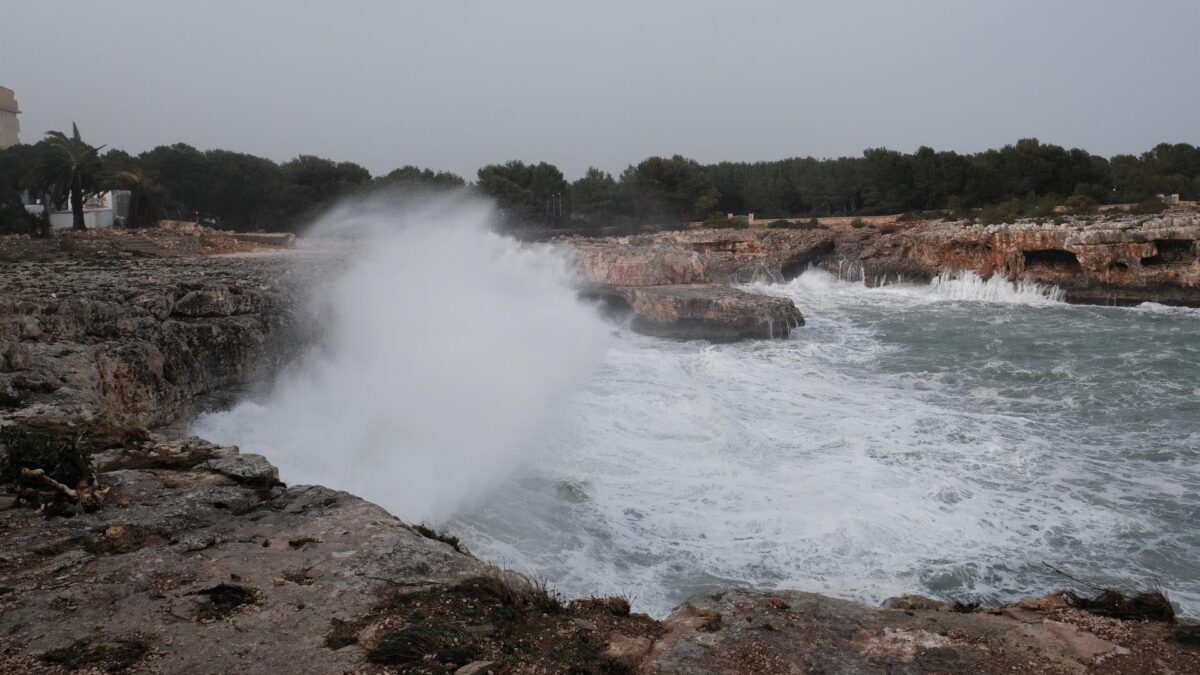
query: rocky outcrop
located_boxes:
[569,229,832,340]
[834,212,1200,306]
[645,588,1199,674]
[0,252,304,429]
[602,284,802,341]
[0,438,491,674]
[572,228,835,286]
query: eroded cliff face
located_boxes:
[839,212,1200,305]
[0,253,304,430]
[570,212,1200,313]
[570,229,832,340]
[573,229,835,286]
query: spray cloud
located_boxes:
[194,192,611,522]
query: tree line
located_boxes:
[1,126,1197,235]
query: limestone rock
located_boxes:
[172,284,264,318]
[3,226,1198,674]
[644,588,1196,674]
[0,457,487,674]
[833,213,1200,306]
[569,228,823,341]
[203,453,281,486]
[0,251,301,429]
[607,284,803,341]
[603,634,653,668]
[572,228,835,285]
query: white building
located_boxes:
[27,191,130,229]
[0,86,18,149]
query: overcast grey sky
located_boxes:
[1,1,1196,179]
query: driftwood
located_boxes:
[19,467,109,512]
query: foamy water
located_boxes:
[453,270,1200,617]
[193,198,611,522]
[195,216,1200,619]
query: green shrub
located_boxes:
[850,217,867,228]
[1129,197,1167,215]
[703,213,747,229]
[767,219,826,230]
[1064,194,1097,214]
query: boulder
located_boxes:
[601,284,803,341]
[570,228,823,341]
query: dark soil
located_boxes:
[186,583,259,621]
[41,637,149,673]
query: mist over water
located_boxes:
[193,196,611,522]
[196,205,1200,619]
[452,271,1200,618]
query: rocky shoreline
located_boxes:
[834,211,1200,306]
[563,208,1200,343]
[1,226,1198,673]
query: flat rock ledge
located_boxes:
[590,284,803,341]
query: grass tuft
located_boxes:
[456,566,564,614]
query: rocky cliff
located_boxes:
[570,229,832,340]
[0,252,303,431]
[830,211,1200,306]
[568,210,1200,316]
[1,230,1197,674]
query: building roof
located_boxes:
[0,86,19,114]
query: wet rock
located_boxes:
[616,284,803,341]
[570,228,824,341]
[882,594,945,610]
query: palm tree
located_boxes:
[29,123,105,230]
[110,169,164,228]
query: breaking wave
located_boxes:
[193,194,611,523]
[455,268,1200,617]
[924,271,1065,304]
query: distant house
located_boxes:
[24,190,131,229]
[0,86,19,149]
